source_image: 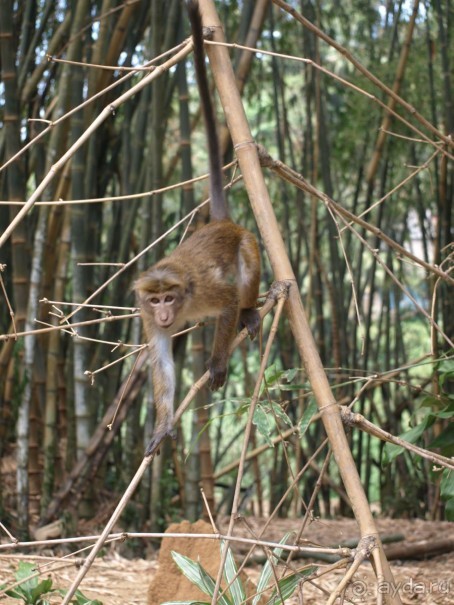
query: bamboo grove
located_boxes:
[0,0,453,542]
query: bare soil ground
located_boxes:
[1,517,453,605]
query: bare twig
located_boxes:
[59,289,278,604]
[0,40,194,250]
[213,283,290,603]
[259,148,454,286]
[272,0,454,151]
[341,407,454,471]
[0,313,139,342]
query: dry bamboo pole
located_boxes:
[366,0,420,184]
[0,39,193,251]
[273,0,453,151]
[198,1,401,603]
[59,293,278,605]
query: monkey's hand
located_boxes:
[145,425,176,457]
[239,308,261,340]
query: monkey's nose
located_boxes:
[159,315,173,328]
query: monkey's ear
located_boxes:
[132,276,145,293]
[185,279,195,296]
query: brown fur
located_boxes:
[135,3,260,456]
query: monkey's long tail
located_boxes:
[186,0,229,221]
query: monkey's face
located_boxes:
[142,291,183,329]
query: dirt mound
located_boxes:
[1,518,452,604]
[147,519,254,605]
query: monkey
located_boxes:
[134,0,261,456]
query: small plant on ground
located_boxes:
[161,533,317,605]
[0,561,102,605]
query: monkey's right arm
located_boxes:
[145,330,177,456]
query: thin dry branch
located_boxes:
[272,0,454,151]
[0,531,349,556]
[0,39,194,250]
[258,147,454,287]
[327,535,378,605]
[259,148,454,350]
[341,407,454,471]
[226,437,335,592]
[0,312,139,342]
[40,352,148,525]
[203,39,453,162]
[213,282,290,603]
[200,2,403,602]
[0,160,237,205]
[47,54,157,71]
[58,286,279,604]
[340,148,442,232]
[365,0,420,183]
[1,38,190,176]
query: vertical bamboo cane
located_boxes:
[198,1,401,602]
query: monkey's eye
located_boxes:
[149,297,160,305]
[164,295,174,304]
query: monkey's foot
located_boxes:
[207,359,227,391]
[144,426,176,457]
[239,308,261,340]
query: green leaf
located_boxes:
[444,497,454,521]
[263,364,283,388]
[253,404,273,446]
[261,366,305,394]
[171,552,208,592]
[170,552,231,605]
[197,563,217,596]
[198,563,232,605]
[270,402,293,427]
[267,574,301,605]
[253,533,292,605]
[221,541,245,605]
[15,561,39,595]
[435,406,454,418]
[30,578,53,604]
[299,400,317,435]
[278,369,306,391]
[384,415,434,463]
[3,587,28,601]
[57,588,104,605]
[278,383,307,392]
[420,395,444,410]
[266,568,317,605]
[282,368,298,383]
[71,588,103,605]
[430,423,454,450]
[440,469,454,499]
[2,562,53,603]
[438,359,454,387]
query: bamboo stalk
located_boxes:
[198,1,402,603]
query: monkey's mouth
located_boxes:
[158,320,174,329]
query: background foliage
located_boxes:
[0,0,453,541]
